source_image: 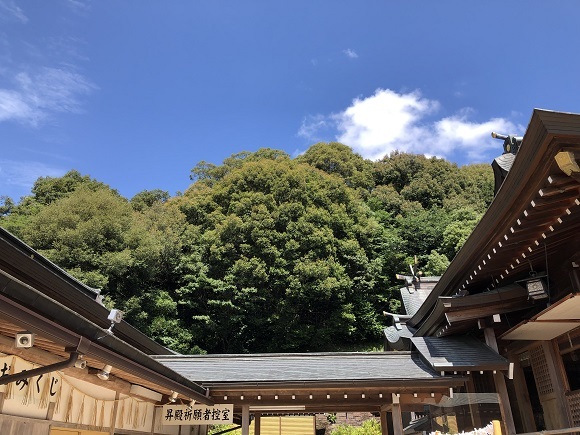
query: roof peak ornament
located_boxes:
[491,131,524,195]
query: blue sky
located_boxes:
[1,1,580,202]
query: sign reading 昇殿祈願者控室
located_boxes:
[162,404,233,425]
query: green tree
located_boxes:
[130,189,170,212]
[298,142,375,194]
[177,150,389,353]
[21,185,133,289]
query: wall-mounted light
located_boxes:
[168,391,178,403]
[74,356,87,369]
[97,364,112,381]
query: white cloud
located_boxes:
[0,0,28,23]
[0,67,95,126]
[0,160,65,199]
[343,49,358,59]
[299,88,524,163]
[64,0,91,14]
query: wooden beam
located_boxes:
[539,184,579,197]
[484,328,516,435]
[530,190,579,208]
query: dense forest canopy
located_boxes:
[0,144,493,354]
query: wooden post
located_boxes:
[0,392,4,414]
[150,403,157,435]
[508,354,536,432]
[380,410,388,435]
[110,391,120,435]
[254,412,261,435]
[541,340,573,427]
[484,327,516,435]
[241,405,250,435]
[391,394,403,435]
[46,402,56,421]
[465,375,483,429]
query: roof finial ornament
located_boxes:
[491,131,524,195]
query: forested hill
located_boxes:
[0,143,493,354]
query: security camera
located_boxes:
[107,309,124,324]
[74,358,87,369]
[105,309,124,335]
[15,332,35,348]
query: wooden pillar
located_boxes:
[380,410,388,435]
[391,394,403,435]
[254,412,261,435]
[508,354,536,432]
[465,375,483,429]
[484,327,516,435]
[110,391,120,435]
[199,425,208,435]
[241,405,250,435]
[541,340,573,427]
[0,392,4,413]
[150,404,157,435]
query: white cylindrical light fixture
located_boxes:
[97,364,113,381]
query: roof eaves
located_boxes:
[408,109,580,331]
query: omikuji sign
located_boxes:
[162,404,233,425]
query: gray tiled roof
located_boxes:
[384,324,414,343]
[400,279,439,317]
[411,336,509,371]
[153,352,441,385]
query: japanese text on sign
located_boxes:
[162,404,233,425]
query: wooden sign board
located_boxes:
[162,404,233,425]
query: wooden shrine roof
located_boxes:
[409,109,580,337]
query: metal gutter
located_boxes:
[0,227,175,356]
[0,351,81,385]
[0,270,212,404]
